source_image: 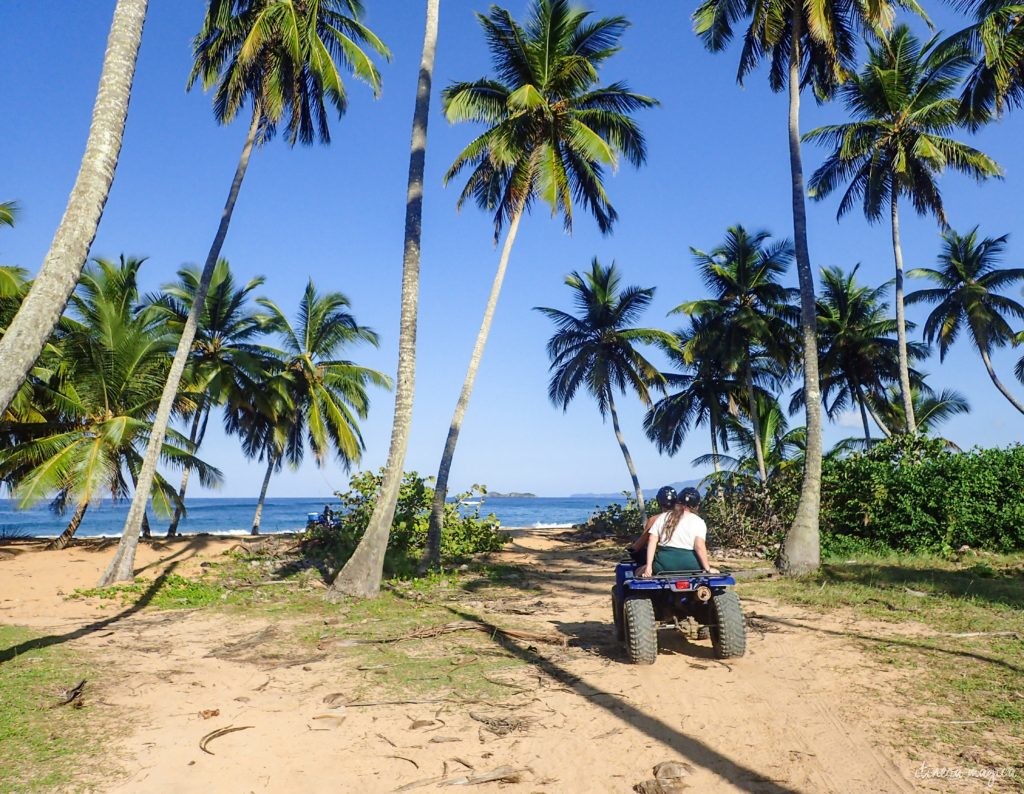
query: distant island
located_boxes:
[486,491,536,498]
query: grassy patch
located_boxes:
[71,573,227,610]
[0,625,114,792]
[745,552,1024,772]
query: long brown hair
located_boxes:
[661,504,688,543]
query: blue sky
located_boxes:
[2,1,1022,500]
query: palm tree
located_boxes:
[675,226,797,483]
[0,256,220,549]
[694,394,805,485]
[870,383,970,443]
[907,228,1024,415]
[692,0,923,574]
[146,259,269,536]
[423,0,656,570]
[103,0,389,586]
[246,280,390,533]
[643,320,742,474]
[332,0,441,599]
[0,0,149,416]
[0,201,17,231]
[798,265,927,443]
[953,0,1024,125]
[535,259,673,517]
[804,25,1003,434]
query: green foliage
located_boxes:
[701,483,792,551]
[72,574,225,610]
[579,497,644,538]
[304,470,507,576]
[820,436,1024,553]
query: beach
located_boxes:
[0,531,981,793]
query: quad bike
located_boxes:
[611,561,747,665]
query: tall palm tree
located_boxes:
[535,259,673,517]
[103,0,389,586]
[952,0,1024,125]
[0,256,220,549]
[907,228,1024,414]
[643,320,743,474]
[0,0,149,416]
[145,259,269,536]
[423,0,656,570]
[804,25,1003,433]
[675,226,797,483]
[246,280,390,533]
[332,0,441,598]
[692,0,923,574]
[798,265,927,443]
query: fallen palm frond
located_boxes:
[199,724,253,755]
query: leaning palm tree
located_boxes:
[952,0,1024,126]
[422,0,656,570]
[675,226,797,483]
[0,0,149,416]
[103,0,389,586]
[643,320,743,474]
[248,280,391,533]
[796,265,928,443]
[535,259,673,517]
[907,228,1024,414]
[332,0,441,598]
[692,0,924,574]
[804,25,1003,433]
[145,259,270,536]
[0,256,220,549]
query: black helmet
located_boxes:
[679,487,701,508]
[655,486,677,510]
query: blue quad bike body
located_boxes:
[611,561,747,664]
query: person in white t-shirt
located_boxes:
[636,487,718,576]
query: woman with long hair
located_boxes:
[637,487,717,575]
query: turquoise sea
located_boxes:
[0,495,629,539]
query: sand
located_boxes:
[0,530,983,793]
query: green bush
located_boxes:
[303,470,507,577]
[578,497,643,539]
[820,436,1024,553]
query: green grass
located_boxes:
[71,573,227,610]
[0,625,114,793]
[745,552,1024,770]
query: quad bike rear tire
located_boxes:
[624,597,657,665]
[709,590,746,659]
[611,587,625,642]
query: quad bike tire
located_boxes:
[611,587,625,642]
[709,590,746,659]
[623,597,658,665]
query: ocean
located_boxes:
[0,495,629,539]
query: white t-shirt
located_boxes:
[648,510,707,551]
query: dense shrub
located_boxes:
[701,481,794,551]
[820,436,1024,553]
[578,497,644,539]
[303,470,507,577]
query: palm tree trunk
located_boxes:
[98,109,261,587]
[0,0,149,415]
[333,0,440,598]
[863,394,893,439]
[167,404,210,537]
[857,393,872,444]
[422,206,525,572]
[607,390,647,521]
[779,13,823,576]
[126,468,151,539]
[979,347,1024,415]
[251,453,277,535]
[710,421,721,475]
[47,502,89,551]
[890,187,917,434]
[744,362,768,482]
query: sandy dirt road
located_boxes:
[0,530,970,793]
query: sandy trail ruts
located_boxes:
[0,531,969,792]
